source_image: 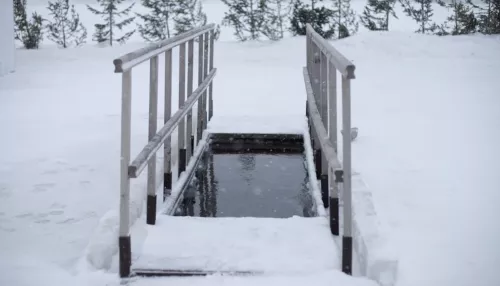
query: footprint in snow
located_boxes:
[34,219,50,224]
[15,213,33,219]
[32,183,56,192]
[48,210,64,216]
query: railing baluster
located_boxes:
[187,39,195,160]
[208,30,215,120]
[328,60,339,236]
[320,51,329,208]
[197,34,204,144]
[341,76,353,275]
[306,30,310,71]
[178,43,187,175]
[203,32,209,130]
[146,56,159,225]
[164,49,173,196]
[312,42,321,180]
[329,62,338,152]
[119,69,132,278]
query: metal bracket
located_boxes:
[334,169,344,183]
[313,52,320,64]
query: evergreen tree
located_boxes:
[136,0,177,41]
[440,0,478,35]
[221,0,270,41]
[14,0,44,49]
[400,0,444,34]
[87,0,135,46]
[174,0,206,34]
[360,0,398,31]
[468,0,500,34]
[262,0,291,40]
[46,0,87,48]
[491,0,500,33]
[332,0,359,38]
[290,0,336,39]
[93,24,108,43]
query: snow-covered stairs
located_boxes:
[131,215,339,275]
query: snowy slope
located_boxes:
[1,1,500,286]
[336,31,500,286]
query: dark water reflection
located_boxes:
[174,150,315,218]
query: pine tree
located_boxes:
[221,0,270,41]
[332,0,359,38]
[492,0,500,33]
[468,0,500,34]
[440,0,478,35]
[136,0,177,41]
[87,0,135,46]
[262,0,290,40]
[290,0,336,39]
[46,0,87,48]
[14,0,44,49]
[400,0,444,34]
[174,0,208,35]
[360,0,398,31]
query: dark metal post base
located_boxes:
[146,195,157,225]
[342,236,353,275]
[119,236,131,278]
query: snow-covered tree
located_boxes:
[400,0,445,34]
[439,0,478,35]
[45,0,87,48]
[262,0,291,40]
[87,0,135,46]
[14,0,44,49]
[332,0,359,38]
[467,0,500,34]
[136,0,177,41]
[290,0,336,39]
[360,0,398,31]
[488,0,500,33]
[221,0,273,41]
[174,0,207,34]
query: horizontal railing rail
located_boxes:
[129,69,217,178]
[113,24,216,73]
[306,25,355,79]
[303,68,341,171]
[116,24,217,279]
[304,23,355,276]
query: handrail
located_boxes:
[303,68,341,170]
[128,69,217,178]
[116,24,217,278]
[305,24,356,79]
[304,24,355,276]
[113,24,216,73]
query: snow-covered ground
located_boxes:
[1,0,500,286]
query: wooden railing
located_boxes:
[114,24,218,278]
[304,23,355,275]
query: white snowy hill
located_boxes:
[1,1,499,286]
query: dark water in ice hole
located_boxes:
[174,151,316,218]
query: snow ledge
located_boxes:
[303,119,398,286]
[352,174,398,286]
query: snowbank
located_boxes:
[1,1,499,286]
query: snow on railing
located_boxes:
[304,23,355,275]
[114,24,217,278]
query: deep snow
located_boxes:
[1,0,500,286]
